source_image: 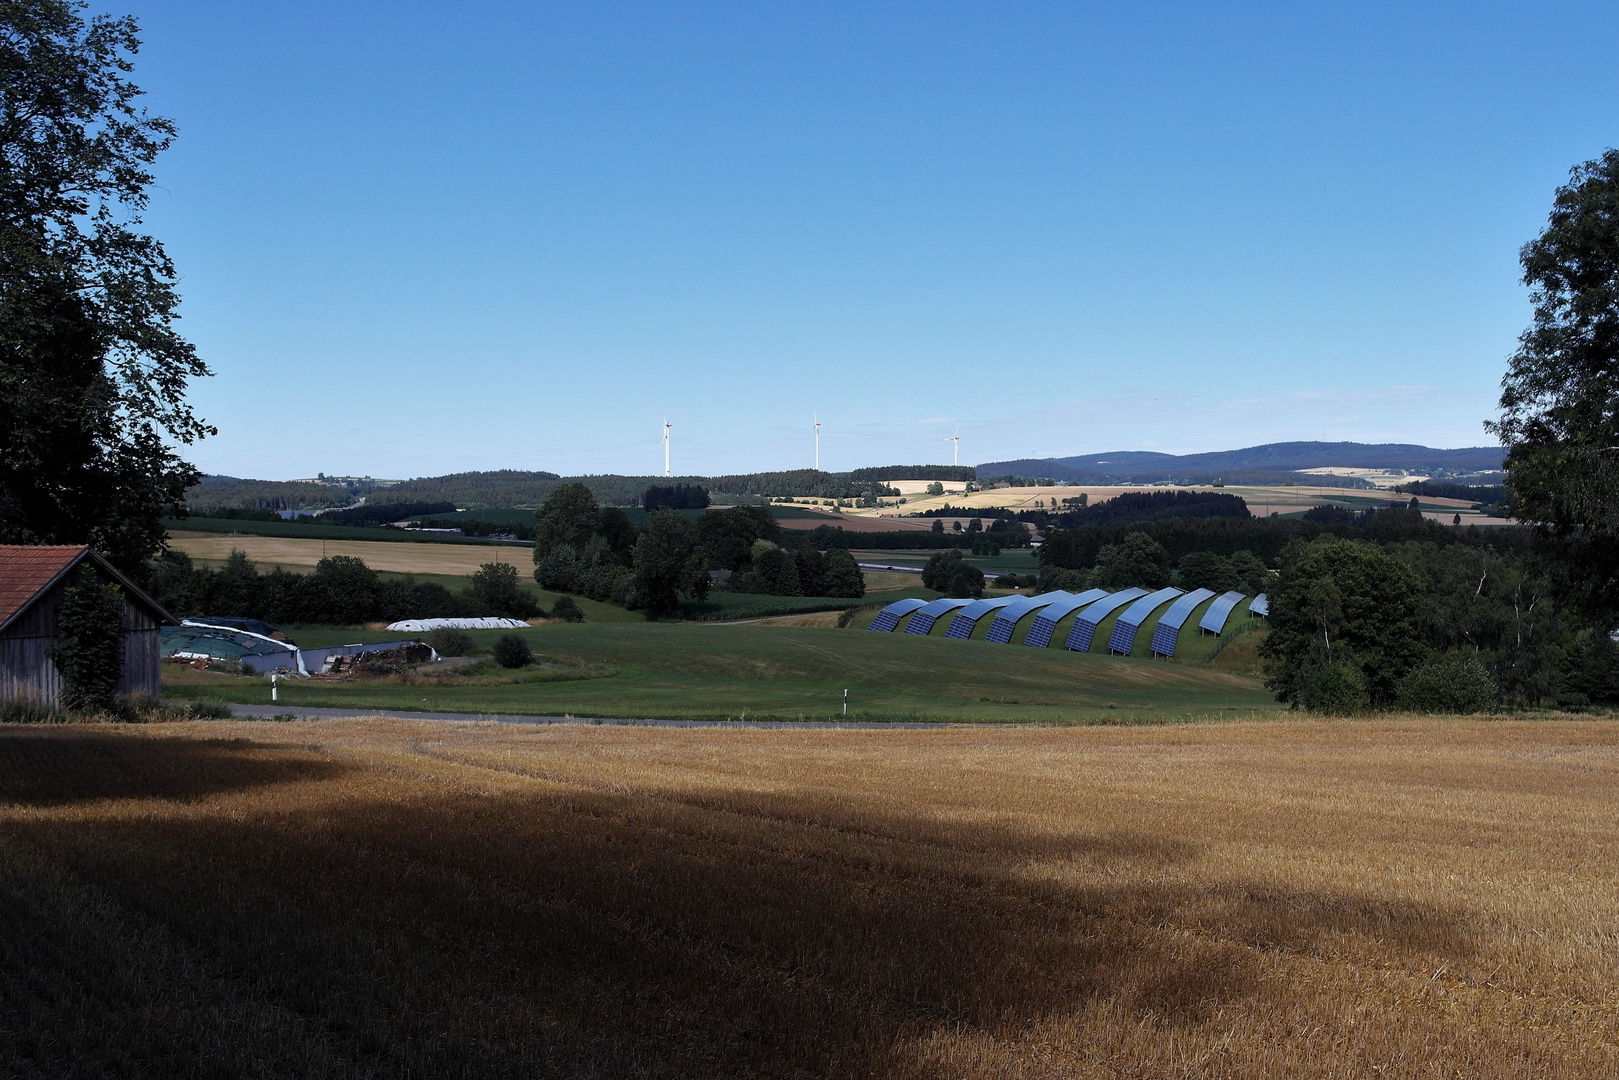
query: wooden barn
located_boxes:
[0,545,177,707]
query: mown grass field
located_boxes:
[0,718,1613,1077]
[164,622,1276,722]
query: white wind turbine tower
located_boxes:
[662,418,672,477]
[813,413,821,471]
[942,422,960,468]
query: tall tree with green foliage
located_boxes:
[531,483,601,565]
[820,547,865,598]
[1261,539,1428,708]
[630,508,709,618]
[1489,149,1619,616]
[0,1,210,579]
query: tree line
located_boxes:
[530,485,864,615]
[151,551,546,624]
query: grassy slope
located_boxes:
[164,621,1275,723]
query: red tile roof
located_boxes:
[0,545,89,630]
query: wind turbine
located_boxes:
[813,413,821,471]
[941,423,960,468]
[662,418,672,477]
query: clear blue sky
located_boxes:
[128,1,1619,479]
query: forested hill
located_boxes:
[979,442,1504,485]
[187,467,931,511]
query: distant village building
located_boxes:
[0,546,176,707]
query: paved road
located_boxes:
[227,703,964,730]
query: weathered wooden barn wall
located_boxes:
[119,593,161,698]
[0,576,164,706]
[0,577,64,705]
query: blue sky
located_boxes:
[128,1,1619,479]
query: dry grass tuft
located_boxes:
[0,717,1614,1077]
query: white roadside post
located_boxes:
[842,688,848,717]
[271,672,279,702]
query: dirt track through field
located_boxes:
[0,717,1614,1077]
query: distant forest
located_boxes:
[979,441,1506,487]
[186,467,926,511]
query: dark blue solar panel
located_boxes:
[1148,588,1215,656]
[1023,589,1109,648]
[1106,588,1182,654]
[903,597,973,635]
[868,597,928,633]
[1249,593,1269,617]
[943,595,1020,639]
[986,591,1071,644]
[1196,591,1247,636]
[1065,588,1147,652]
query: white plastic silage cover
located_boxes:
[384,617,531,632]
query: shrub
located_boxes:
[550,595,584,623]
[1299,663,1370,715]
[468,561,539,618]
[429,628,475,656]
[49,571,125,711]
[492,634,534,669]
[1396,652,1497,714]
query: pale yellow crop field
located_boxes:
[1,717,1613,1076]
[166,532,530,577]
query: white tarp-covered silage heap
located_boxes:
[385,617,530,631]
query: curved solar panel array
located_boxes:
[1250,593,1269,617]
[1023,589,1109,648]
[867,597,929,633]
[1196,591,1247,635]
[1107,588,1183,654]
[903,597,974,635]
[985,591,1071,644]
[1065,588,1148,652]
[1149,588,1217,656]
[944,595,1021,638]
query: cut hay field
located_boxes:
[162,622,1275,723]
[167,531,538,577]
[0,717,1613,1077]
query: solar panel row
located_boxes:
[943,595,1020,638]
[985,591,1072,643]
[870,588,1262,654]
[1023,589,1109,648]
[1148,588,1217,657]
[1196,590,1247,636]
[1107,588,1183,654]
[1066,588,1148,652]
[903,597,973,635]
[867,597,929,633]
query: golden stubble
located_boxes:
[0,717,1614,1078]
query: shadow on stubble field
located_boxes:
[0,721,1604,1078]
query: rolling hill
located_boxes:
[978,442,1504,485]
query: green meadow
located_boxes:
[163,620,1276,724]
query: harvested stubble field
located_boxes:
[166,531,536,577]
[0,718,1614,1077]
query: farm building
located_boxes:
[0,545,177,707]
